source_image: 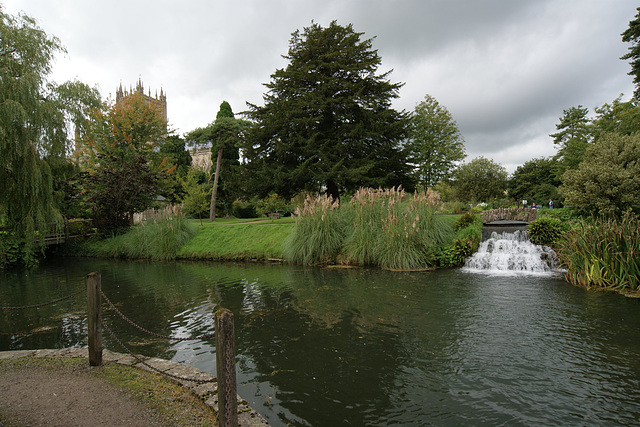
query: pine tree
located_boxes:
[246,21,411,201]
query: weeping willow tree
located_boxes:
[0,7,100,263]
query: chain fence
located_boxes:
[97,287,218,384]
[1,281,223,386]
[0,289,84,310]
[99,289,216,342]
[0,289,84,337]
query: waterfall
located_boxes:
[462,229,559,275]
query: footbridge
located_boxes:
[481,208,537,225]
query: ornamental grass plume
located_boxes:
[342,187,451,269]
[284,194,346,264]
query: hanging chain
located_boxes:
[0,289,84,310]
[100,317,216,384]
[99,289,215,341]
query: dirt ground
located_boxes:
[0,354,219,427]
[0,366,168,427]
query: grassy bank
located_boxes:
[85,216,295,262]
[177,218,294,260]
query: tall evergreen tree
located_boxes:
[621,6,640,100]
[246,21,411,201]
[1,8,100,256]
[550,106,592,177]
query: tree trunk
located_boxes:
[210,146,223,222]
[326,179,340,203]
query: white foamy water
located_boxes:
[462,230,559,276]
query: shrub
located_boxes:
[527,216,564,246]
[455,212,477,231]
[231,200,257,218]
[255,194,293,217]
[437,239,475,267]
[438,213,482,267]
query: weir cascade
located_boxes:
[462,228,559,275]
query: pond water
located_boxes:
[1,255,640,426]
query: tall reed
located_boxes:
[556,211,640,290]
[284,194,346,264]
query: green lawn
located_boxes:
[177,217,294,260]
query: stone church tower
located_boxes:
[115,78,167,122]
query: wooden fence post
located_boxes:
[86,272,102,366]
[215,308,238,427]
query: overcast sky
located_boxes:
[3,0,637,172]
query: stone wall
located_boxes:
[481,208,538,224]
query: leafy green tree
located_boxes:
[560,132,640,215]
[509,157,562,205]
[550,106,591,176]
[453,157,508,202]
[186,101,249,221]
[406,94,466,187]
[246,21,411,201]
[591,96,640,139]
[181,168,211,223]
[621,6,640,99]
[154,135,192,203]
[79,92,169,233]
[1,8,100,252]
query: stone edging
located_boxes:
[0,348,269,427]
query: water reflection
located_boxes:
[1,258,640,426]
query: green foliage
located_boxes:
[455,212,476,231]
[557,212,640,290]
[550,106,592,177]
[254,194,293,217]
[438,213,482,267]
[622,7,640,100]
[231,200,258,218]
[509,157,562,204]
[0,231,40,268]
[79,93,170,234]
[407,94,466,187]
[438,239,475,267]
[527,216,564,246]
[1,8,100,256]
[155,135,192,204]
[454,157,508,202]
[560,132,640,215]
[591,96,640,139]
[186,101,249,221]
[246,21,411,200]
[181,169,211,220]
[92,206,195,261]
[82,154,162,235]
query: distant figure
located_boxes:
[522,199,527,208]
[549,200,553,209]
[532,203,536,209]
